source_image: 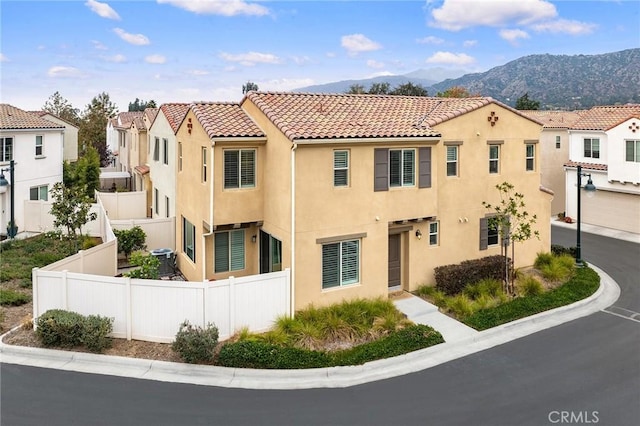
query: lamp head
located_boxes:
[584,177,596,198]
[0,173,8,193]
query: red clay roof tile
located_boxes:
[564,161,608,171]
[159,103,190,134]
[1,104,65,130]
[191,102,264,138]
[570,104,640,131]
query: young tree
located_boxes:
[368,82,391,95]
[482,182,540,294]
[78,92,118,166]
[242,81,259,94]
[436,86,479,98]
[49,182,97,247]
[390,82,429,96]
[75,146,101,199]
[42,91,80,125]
[515,93,541,110]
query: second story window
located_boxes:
[178,142,183,171]
[389,149,415,187]
[626,140,640,162]
[183,217,196,262]
[153,137,160,161]
[1,137,13,162]
[334,150,349,187]
[224,149,256,189]
[35,136,44,157]
[556,135,561,149]
[429,221,439,246]
[162,138,168,165]
[489,145,499,174]
[525,144,535,171]
[446,146,458,177]
[201,147,207,183]
[583,138,600,159]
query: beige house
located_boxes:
[521,110,584,215]
[175,93,551,311]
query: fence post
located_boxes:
[284,268,292,318]
[126,276,132,340]
[32,267,39,329]
[228,276,235,337]
[203,280,209,328]
[79,250,85,273]
[62,270,68,310]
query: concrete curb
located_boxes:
[0,263,619,389]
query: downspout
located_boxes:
[201,141,215,279]
[290,142,298,318]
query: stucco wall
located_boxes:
[148,112,177,219]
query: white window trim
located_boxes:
[489,145,499,174]
[446,146,458,177]
[429,221,439,246]
[625,140,640,163]
[333,150,349,187]
[525,144,535,171]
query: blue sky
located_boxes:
[1,0,638,112]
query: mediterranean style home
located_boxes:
[563,104,640,234]
[173,93,552,310]
[147,103,190,219]
[521,110,584,216]
[32,111,79,163]
[0,104,65,237]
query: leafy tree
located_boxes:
[347,84,366,94]
[75,146,101,200]
[515,93,540,110]
[436,86,479,98]
[124,251,160,279]
[113,226,147,260]
[368,82,391,95]
[390,82,429,96]
[63,160,79,188]
[42,91,80,125]
[78,92,118,166]
[49,182,97,247]
[242,81,259,94]
[482,182,540,294]
[128,98,157,111]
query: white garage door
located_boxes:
[583,190,640,234]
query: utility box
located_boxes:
[150,248,174,276]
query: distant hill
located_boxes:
[295,67,466,94]
[430,48,640,109]
[295,49,640,109]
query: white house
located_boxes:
[147,103,189,219]
[564,105,640,234]
[34,111,79,163]
[0,104,65,237]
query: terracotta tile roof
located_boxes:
[134,165,150,175]
[191,102,264,139]
[564,161,608,171]
[519,110,585,129]
[570,104,640,131]
[144,108,159,125]
[244,92,539,141]
[159,103,190,134]
[0,104,65,130]
[132,116,146,130]
[116,111,144,129]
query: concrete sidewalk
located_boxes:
[0,264,620,390]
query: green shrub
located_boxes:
[446,294,475,318]
[172,321,219,364]
[463,278,502,299]
[0,289,31,306]
[534,252,554,269]
[556,254,576,271]
[114,226,147,260]
[551,244,577,258]
[18,278,32,288]
[539,255,574,282]
[36,309,85,348]
[81,315,113,352]
[124,251,160,279]
[516,275,544,297]
[472,294,501,311]
[435,255,509,295]
[217,340,331,369]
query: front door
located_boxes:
[388,234,401,288]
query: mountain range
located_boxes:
[296,48,640,110]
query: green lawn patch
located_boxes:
[0,288,32,306]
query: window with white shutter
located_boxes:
[214,230,245,273]
[322,239,360,289]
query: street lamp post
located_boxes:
[0,160,16,239]
[576,165,596,267]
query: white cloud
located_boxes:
[428,0,557,31]
[85,0,121,20]
[145,54,167,64]
[103,54,126,63]
[113,28,150,46]
[425,51,475,65]
[499,29,530,44]
[47,66,85,78]
[531,19,597,35]
[187,69,210,76]
[341,34,382,56]
[92,40,108,50]
[0,53,8,62]
[463,40,478,48]
[219,51,281,66]
[260,78,315,92]
[291,55,311,65]
[416,36,444,45]
[157,0,269,16]
[326,52,336,58]
[366,59,385,69]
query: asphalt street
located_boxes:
[1,227,638,426]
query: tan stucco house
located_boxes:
[175,93,551,311]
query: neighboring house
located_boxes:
[0,104,65,236]
[521,110,584,215]
[175,93,551,311]
[110,111,144,175]
[564,104,640,233]
[148,103,189,219]
[33,111,79,163]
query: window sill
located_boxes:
[321,282,361,293]
[35,155,46,160]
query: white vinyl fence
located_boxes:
[32,269,291,343]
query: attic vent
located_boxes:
[629,122,639,133]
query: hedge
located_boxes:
[435,255,510,296]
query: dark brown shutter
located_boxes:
[418,147,432,188]
[374,148,389,192]
[479,217,488,250]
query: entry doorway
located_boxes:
[388,234,401,289]
[260,230,282,273]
